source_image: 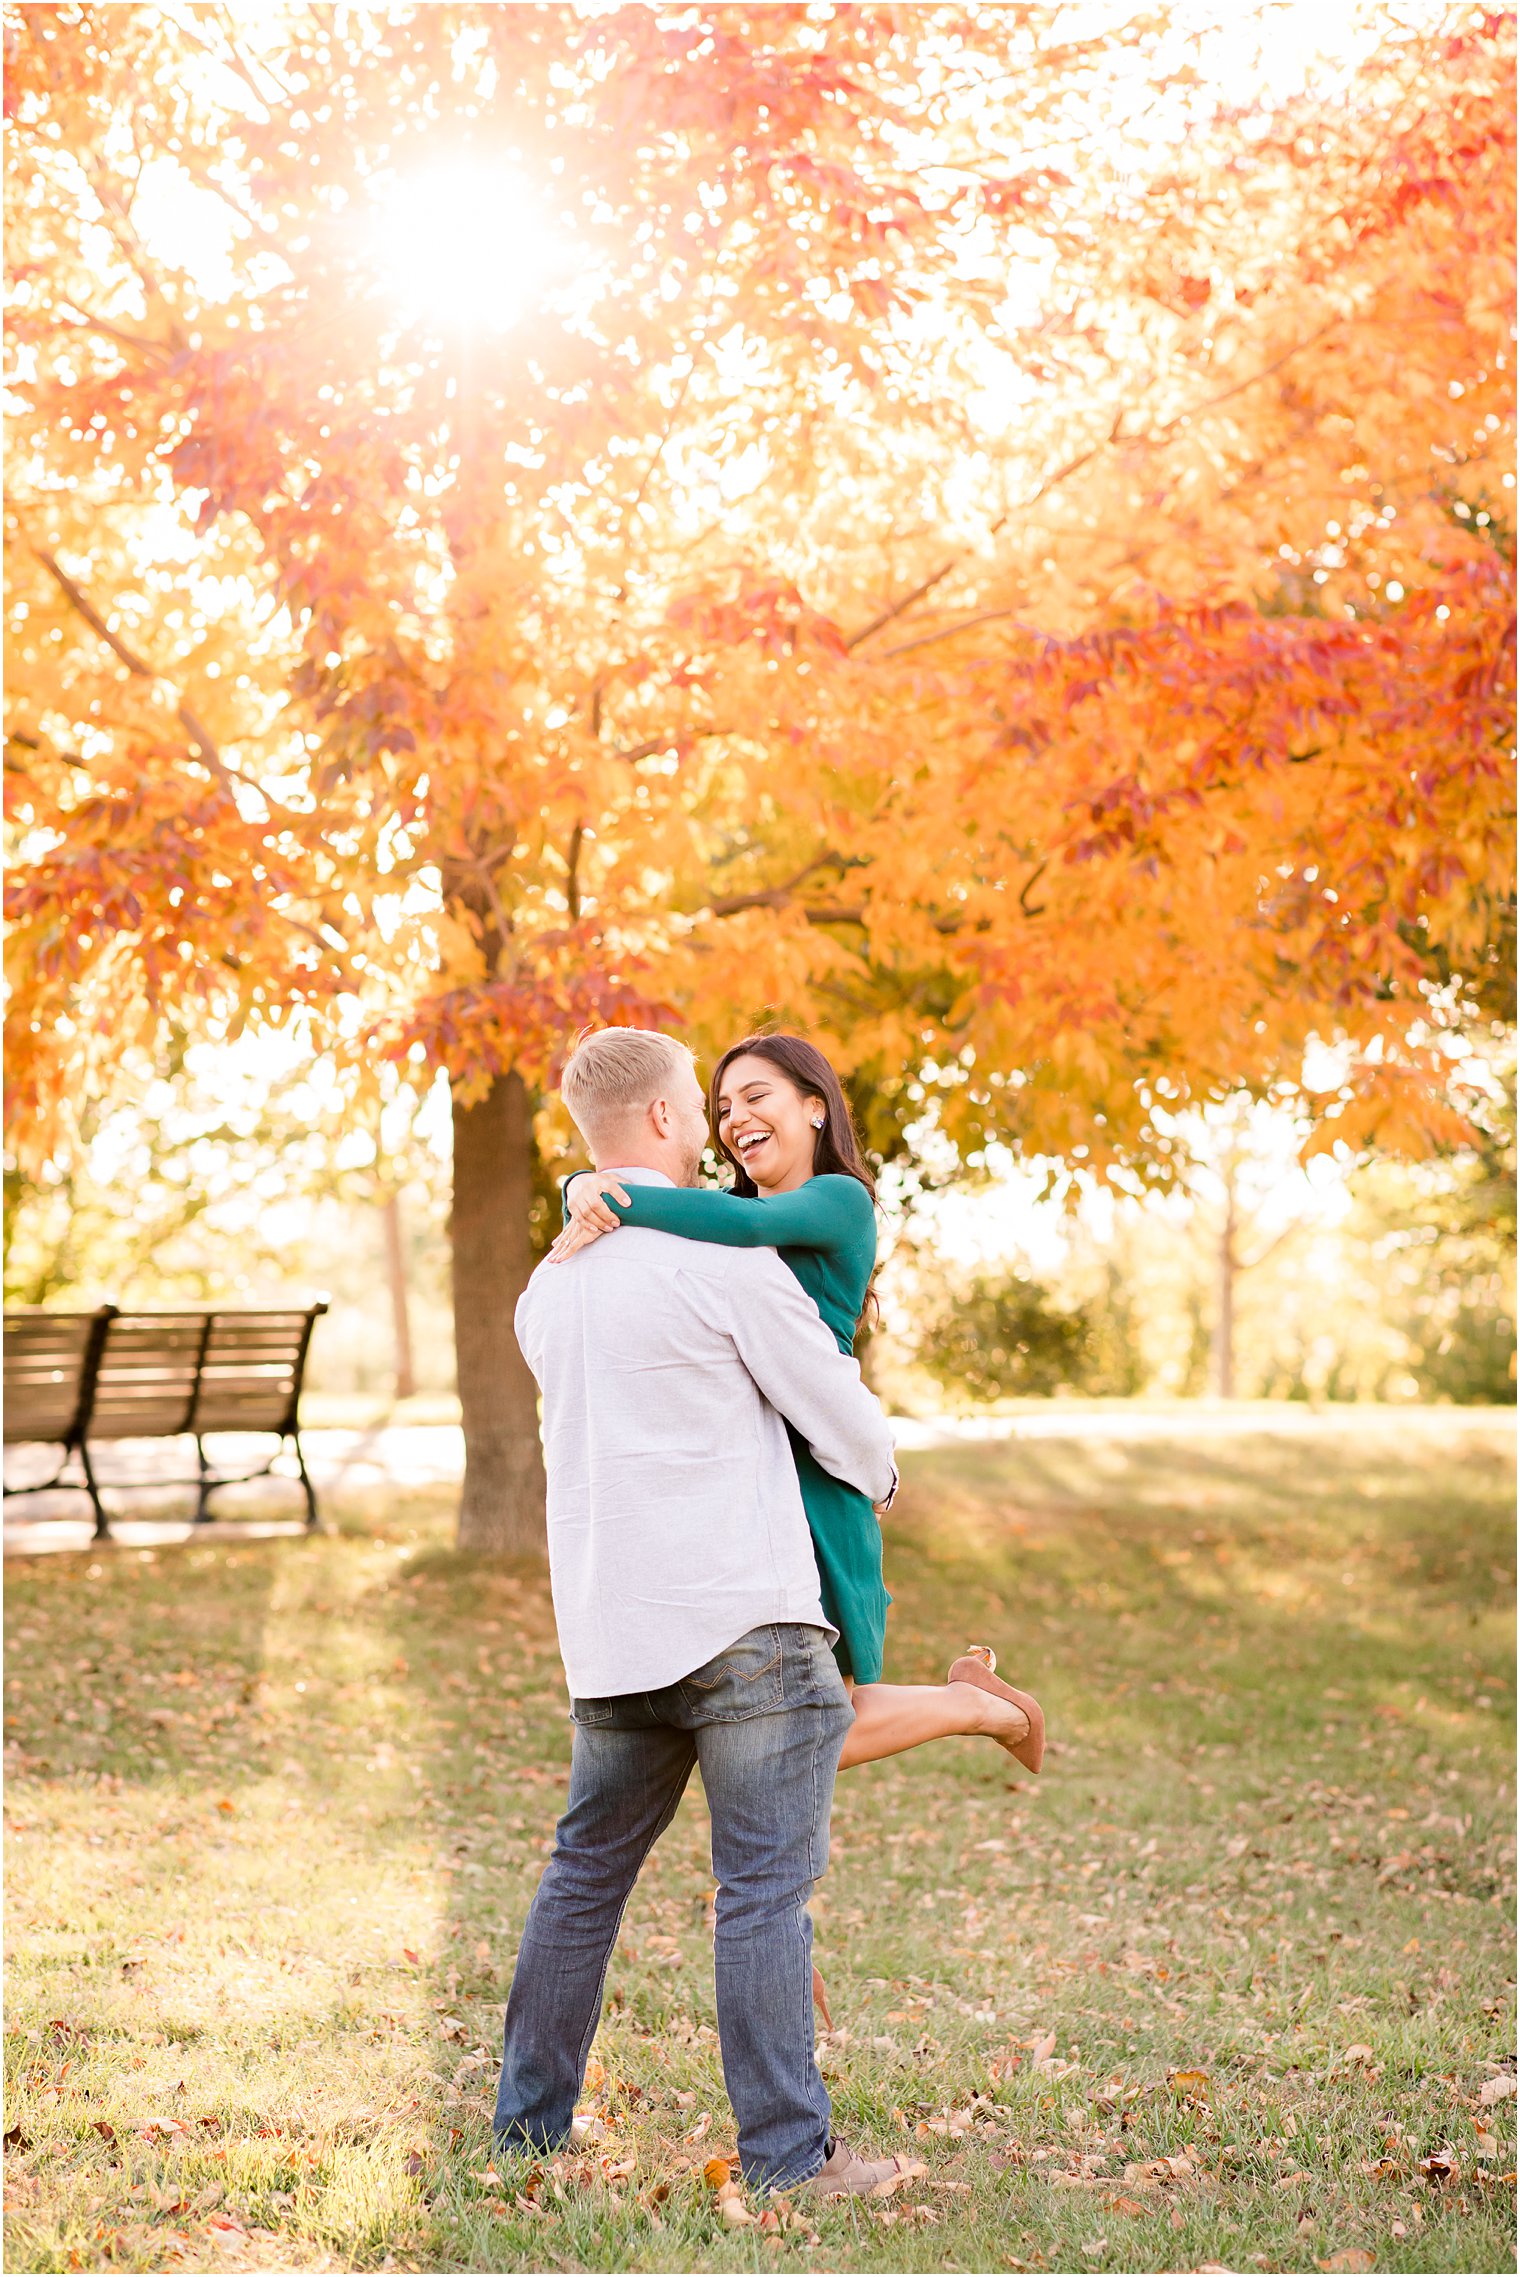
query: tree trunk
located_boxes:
[450,1070,547,1554]
[1211,1168,1238,1400]
[381,1189,417,1401]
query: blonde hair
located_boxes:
[561,1027,695,1150]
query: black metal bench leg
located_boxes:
[194,1436,214,1524]
[290,1433,320,1531]
[78,1441,110,1542]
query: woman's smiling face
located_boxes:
[715,1052,826,1194]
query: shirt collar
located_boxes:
[599,1166,675,1187]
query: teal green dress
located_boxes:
[573,1174,890,1682]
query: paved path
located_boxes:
[4,1406,1507,1556]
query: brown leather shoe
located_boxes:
[948,1643,1045,1774]
[793,2139,924,2198]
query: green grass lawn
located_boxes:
[4,1415,1515,2274]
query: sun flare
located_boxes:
[368,157,569,334]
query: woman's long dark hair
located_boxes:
[709,1033,876,1203]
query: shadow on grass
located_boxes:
[4,1420,1514,2274]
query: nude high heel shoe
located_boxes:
[947,1645,1045,1775]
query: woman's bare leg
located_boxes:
[836,1680,1029,1771]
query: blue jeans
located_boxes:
[493,1622,853,2191]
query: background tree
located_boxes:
[7,4,1513,1548]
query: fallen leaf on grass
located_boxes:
[721,2193,757,2227]
[469,2166,502,2188]
[1107,2194,1151,2216]
[404,2150,428,2176]
[583,2056,607,2095]
[1343,2044,1375,2065]
[93,2121,117,2147]
[1030,2029,1058,2065]
[1168,2068,1210,2098]
[703,2156,735,2188]
[3,2125,31,2153]
[1316,2253,1375,2273]
[1479,2075,1516,2105]
[215,1799,235,1815]
[205,2214,247,2237]
[1124,2153,1194,2186]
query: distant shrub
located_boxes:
[914,1268,1141,1401]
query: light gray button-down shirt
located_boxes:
[515,1169,898,1699]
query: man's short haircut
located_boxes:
[561,1027,694,1149]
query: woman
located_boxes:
[547,1031,1045,1781]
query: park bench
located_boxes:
[3,1302,328,1541]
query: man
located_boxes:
[495,1026,911,2197]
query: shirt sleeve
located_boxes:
[703,1249,898,1506]
[566,1173,872,1257]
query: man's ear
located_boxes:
[648,1094,673,1139]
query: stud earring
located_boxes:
[811,1115,825,1130]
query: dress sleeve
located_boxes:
[589,1175,871,1256]
[706,1251,898,1505]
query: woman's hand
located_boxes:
[546,1174,633,1263]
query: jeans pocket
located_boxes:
[570,1696,616,1726]
[680,1625,785,1720]
[779,1623,850,1712]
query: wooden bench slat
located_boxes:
[2,1305,118,1450]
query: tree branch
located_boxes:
[34,548,241,792]
[53,306,175,363]
[566,820,584,922]
[609,726,734,764]
[626,360,695,524]
[705,853,860,919]
[83,173,189,354]
[845,420,1121,653]
[706,889,982,938]
[32,548,288,809]
[1151,319,1339,440]
[1018,859,1049,916]
[846,321,1342,657]
[883,607,1021,659]
[1238,1220,1300,1276]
